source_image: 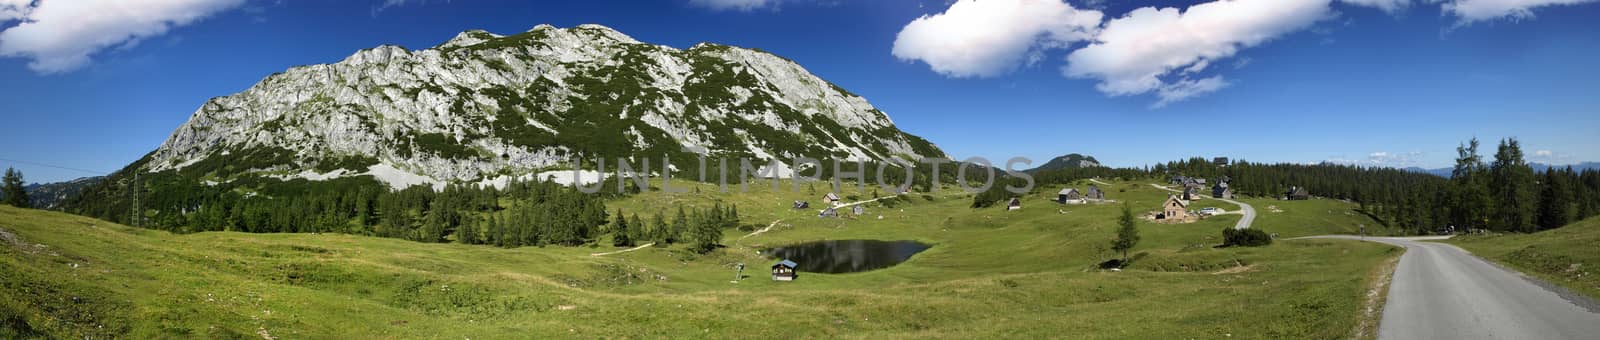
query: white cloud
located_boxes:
[1153,76,1228,108]
[371,0,450,17]
[1340,0,1412,13]
[0,0,31,22]
[1327,151,1426,167]
[0,0,244,74]
[1530,149,1575,164]
[892,0,1103,78]
[1442,0,1599,24]
[690,0,777,12]
[1063,0,1334,105]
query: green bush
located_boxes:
[1223,228,1273,247]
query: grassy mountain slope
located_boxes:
[1026,153,1101,172]
[1448,216,1600,299]
[2,179,1398,338]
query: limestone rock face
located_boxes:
[143,24,944,189]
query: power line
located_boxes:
[0,157,113,175]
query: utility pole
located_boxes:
[131,172,140,228]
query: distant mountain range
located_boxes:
[1026,153,1102,172]
[22,176,104,210]
[1404,162,1600,178]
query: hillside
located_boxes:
[1027,153,1101,172]
[2,179,1401,338]
[1448,216,1600,300]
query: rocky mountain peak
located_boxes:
[140,24,944,190]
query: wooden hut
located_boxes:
[822,192,841,205]
[1007,197,1022,211]
[1057,188,1082,203]
[1086,185,1106,201]
[1212,182,1232,199]
[818,207,839,218]
[1182,186,1202,201]
[1286,186,1310,200]
[772,260,798,281]
[1160,195,1189,220]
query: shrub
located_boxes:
[1222,228,1273,247]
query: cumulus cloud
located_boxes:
[1443,0,1599,24]
[1063,0,1334,105]
[892,0,1103,78]
[689,0,777,12]
[0,0,245,74]
[0,0,31,22]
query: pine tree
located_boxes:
[1537,169,1573,230]
[691,207,721,254]
[496,213,510,247]
[628,213,644,245]
[1490,138,1538,232]
[650,212,668,245]
[671,206,689,244]
[612,209,632,247]
[1110,204,1140,265]
[420,209,446,243]
[458,217,480,244]
[1,167,29,208]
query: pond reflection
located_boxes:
[765,240,932,273]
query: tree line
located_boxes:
[1149,138,1600,233]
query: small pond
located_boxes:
[765,240,932,274]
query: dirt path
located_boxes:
[739,219,784,243]
[589,242,656,256]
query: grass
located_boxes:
[1239,197,1394,238]
[0,179,1400,338]
[1446,216,1600,300]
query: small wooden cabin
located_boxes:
[1086,185,1106,201]
[818,207,839,218]
[1160,195,1188,220]
[1182,186,1202,201]
[1286,186,1310,200]
[822,192,841,205]
[1007,197,1022,211]
[772,260,798,281]
[1212,182,1232,199]
[1057,188,1082,203]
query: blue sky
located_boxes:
[1,0,1597,183]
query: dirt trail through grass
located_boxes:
[589,242,657,256]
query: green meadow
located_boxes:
[2,179,1397,338]
[1448,216,1600,300]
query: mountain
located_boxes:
[1026,153,1101,172]
[21,176,104,210]
[1532,162,1600,173]
[1406,162,1599,178]
[1403,167,1454,178]
[135,24,942,190]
